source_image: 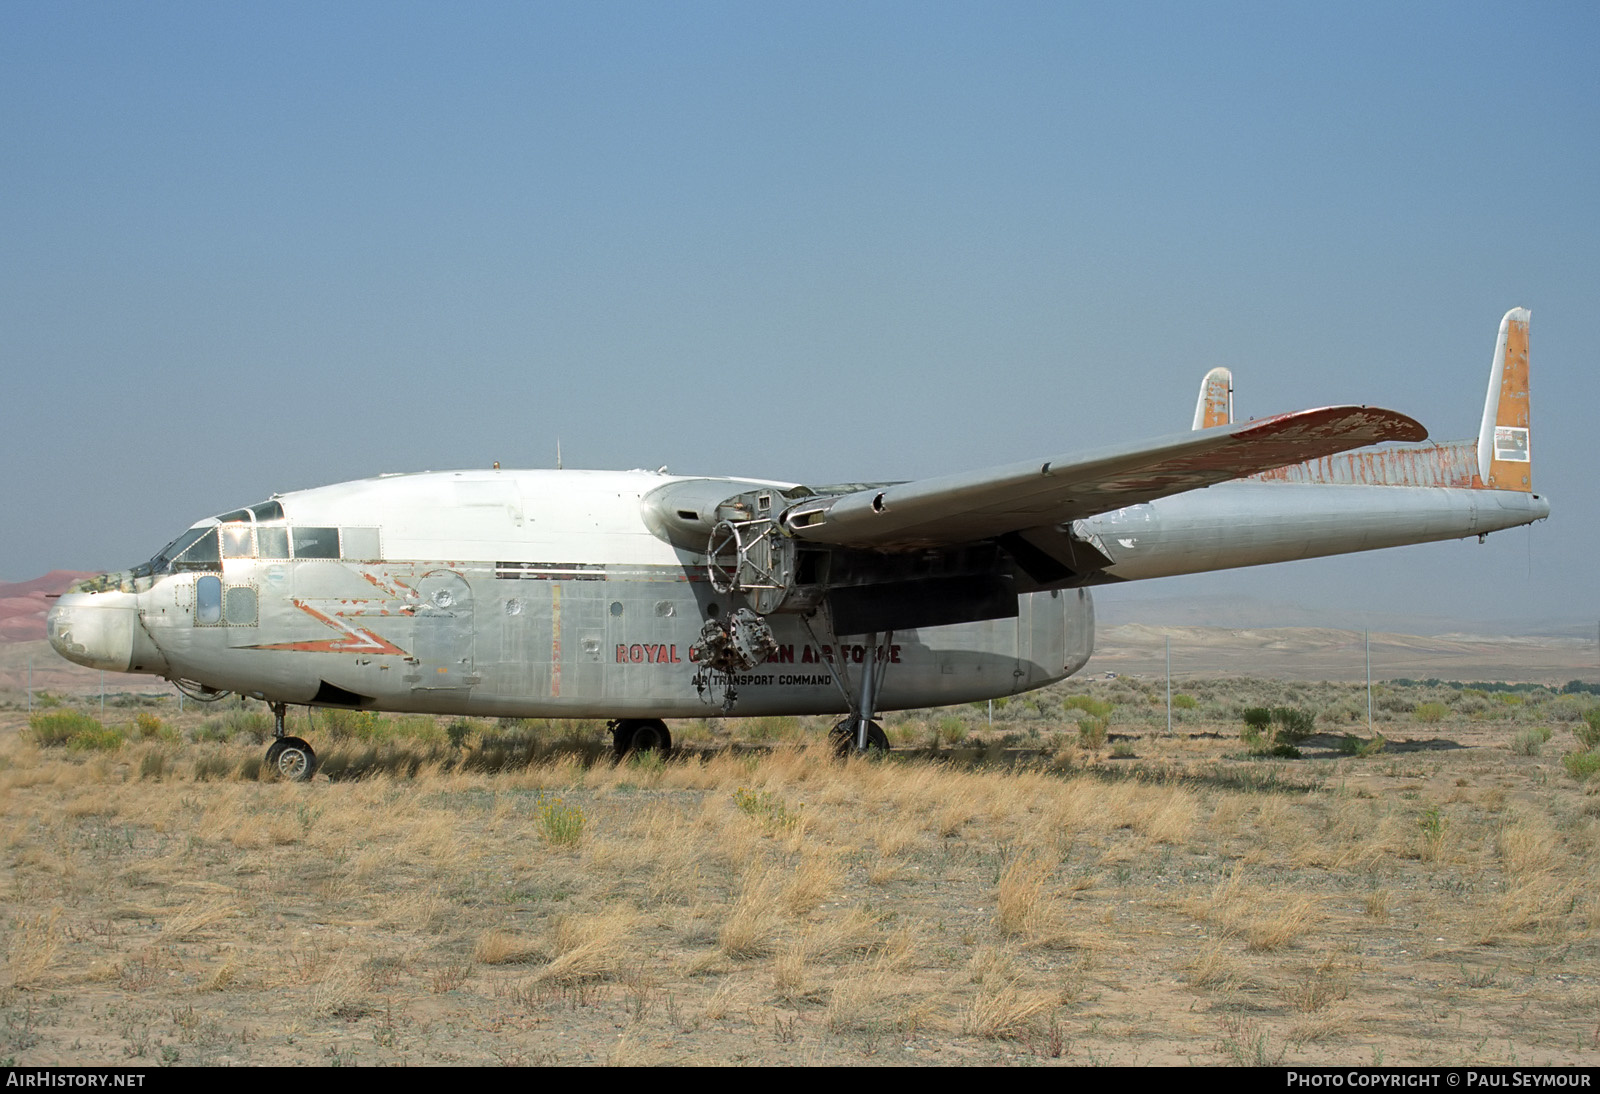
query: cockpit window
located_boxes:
[174,529,221,570]
[215,509,251,524]
[140,528,202,575]
[143,527,222,574]
[291,526,340,559]
[256,526,289,558]
[219,524,254,559]
[136,517,363,574]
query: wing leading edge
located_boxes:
[781,406,1427,551]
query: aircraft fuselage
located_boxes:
[47,469,1095,718]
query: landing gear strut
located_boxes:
[824,628,894,756]
[264,701,317,781]
[609,718,672,757]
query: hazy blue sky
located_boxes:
[3,2,1595,633]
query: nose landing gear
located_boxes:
[265,701,317,781]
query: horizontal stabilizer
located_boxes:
[784,406,1426,550]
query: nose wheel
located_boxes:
[265,737,317,781]
[265,701,317,781]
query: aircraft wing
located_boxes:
[783,406,1426,550]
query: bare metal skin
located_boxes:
[48,310,1547,768]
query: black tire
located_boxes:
[830,719,889,757]
[265,736,317,782]
[611,719,672,756]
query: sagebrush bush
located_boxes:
[29,710,118,749]
[1241,706,1315,757]
[1063,695,1113,719]
[193,709,271,744]
[536,796,585,845]
[936,716,968,746]
[1512,727,1552,756]
[1077,716,1108,750]
[1562,750,1600,782]
[319,708,384,741]
[1575,710,1600,750]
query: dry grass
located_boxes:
[537,907,641,983]
[1186,943,1248,992]
[158,898,238,941]
[5,910,62,988]
[995,855,1054,938]
[718,867,784,960]
[1,692,1598,1066]
[964,979,1059,1040]
[474,929,543,966]
[1246,897,1321,953]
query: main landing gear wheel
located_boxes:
[265,736,317,781]
[830,719,889,757]
[610,718,672,757]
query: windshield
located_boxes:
[135,527,221,577]
[129,498,284,577]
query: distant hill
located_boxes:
[0,571,95,642]
[1092,589,1592,640]
[1089,623,1599,684]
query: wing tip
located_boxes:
[1243,405,1428,445]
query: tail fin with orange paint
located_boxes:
[1192,367,1233,430]
[1476,307,1533,491]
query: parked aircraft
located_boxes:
[48,309,1547,776]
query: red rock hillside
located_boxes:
[0,571,97,643]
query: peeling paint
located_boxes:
[1250,438,1482,488]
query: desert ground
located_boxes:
[3,625,1599,1068]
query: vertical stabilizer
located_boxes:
[1476,308,1532,490]
[1192,367,1233,430]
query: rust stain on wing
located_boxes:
[1251,438,1480,487]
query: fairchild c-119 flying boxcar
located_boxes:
[49,309,1547,777]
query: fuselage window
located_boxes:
[196,575,222,625]
[256,526,290,559]
[292,527,340,559]
[220,524,254,559]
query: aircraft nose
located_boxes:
[47,589,154,673]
